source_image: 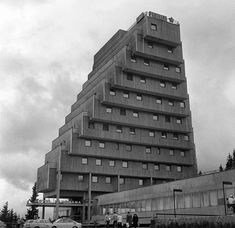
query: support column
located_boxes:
[42,196,45,219]
[55,146,62,219]
[117,175,120,192]
[150,177,153,185]
[82,192,86,221]
[87,172,92,222]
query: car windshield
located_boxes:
[54,218,74,223]
[27,220,34,223]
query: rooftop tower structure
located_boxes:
[37,11,197,221]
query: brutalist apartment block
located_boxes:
[37,11,197,217]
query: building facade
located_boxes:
[37,11,197,220]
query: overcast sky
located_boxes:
[0,0,235,217]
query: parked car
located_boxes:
[23,219,51,228]
[50,217,81,228]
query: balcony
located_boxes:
[92,98,192,133]
[101,85,190,117]
[80,117,193,150]
[111,67,188,101]
[132,32,183,66]
[68,136,195,166]
[122,48,185,83]
[60,154,194,180]
[142,15,181,47]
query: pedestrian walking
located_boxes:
[105,212,111,228]
[132,214,138,228]
[126,211,132,228]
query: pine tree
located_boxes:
[232,149,235,169]
[219,164,223,172]
[0,202,9,222]
[25,182,39,220]
[225,153,233,170]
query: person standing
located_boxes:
[126,211,132,228]
[105,212,111,228]
[132,214,138,228]
[113,211,118,228]
[117,213,122,228]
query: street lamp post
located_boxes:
[173,189,182,218]
[222,181,233,216]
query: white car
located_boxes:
[51,218,81,228]
[24,219,51,228]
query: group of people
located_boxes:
[105,211,138,228]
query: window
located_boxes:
[125,144,132,151]
[180,102,185,108]
[171,83,177,90]
[78,175,84,182]
[176,67,181,73]
[154,164,160,170]
[129,128,135,135]
[133,111,139,118]
[109,160,115,167]
[144,59,150,66]
[157,147,161,154]
[88,122,94,129]
[122,161,128,168]
[96,159,102,166]
[136,94,142,101]
[99,142,105,148]
[184,135,189,141]
[177,166,182,172]
[85,140,91,147]
[161,132,167,139]
[156,98,162,104]
[130,56,137,63]
[169,149,174,156]
[149,131,155,137]
[180,151,185,157]
[142,163,148,170]
[163,64,169,70]
[173,133,179,140]
[176,118,182,124]
[127,73,133,81]
[103,124,109,131]
[167,47,173,53]
[165,116,171,123]
[150,23,157,30]
[147,41,154,48]
[123,91,129,98]
[153,114,158,120]
[168,100,174,106]
[106,107,112,113]
[139,179,144,186]
[116,125,122,133]
[120,108,126,116]
[145,147,151,153]
[110,89,116,96]
[166,165,171,172]
[140,77,146,83]
[105,177,111,184]
[120,177,125,185]
[92,176,98,183]
[160,81,166,88]
[116,143,119,150]
[81,158,88,165]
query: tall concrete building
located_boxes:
[37,11,197,220]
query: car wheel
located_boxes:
[52,226,57,228]
[72,226,77,228]
[34,226,39,228]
